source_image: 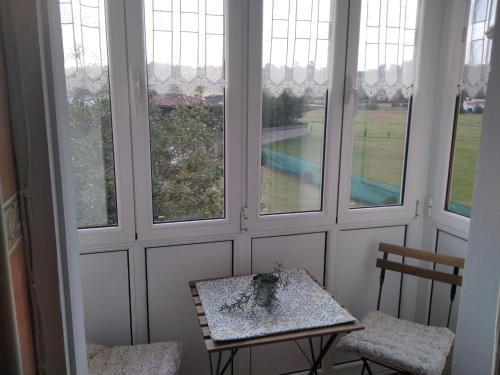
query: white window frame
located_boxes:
[63,0,434,244]
[246,0,344,233]
[430,0,472,236]
[337,0,423,226]
[77,0,136,247]
[125,0,243,241]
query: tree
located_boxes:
[262,88,310,128]
[194,85,205,98]
[391,88,406,107]
[148,90,224,221]
[67,86,117,228]
[67,85,225,227]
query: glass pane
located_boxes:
[59,0,118,229]
[349,0,419,208]
[260,0,334,215]
[144,0,225,223]
[446,0,497,217]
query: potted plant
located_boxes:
[220,263,289,312]
[252,272,280,307]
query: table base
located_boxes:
[207,333,338,375]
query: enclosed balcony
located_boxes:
[0,0,499,374]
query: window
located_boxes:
[144,0,226,223]
[59,0,118,229]
[349,0,419,209]
[259,0,333,215]
[446,0,496,218]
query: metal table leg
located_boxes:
[361,358,374,375]
[307,334,338,375]
[208,349,239,375]
[293,338,319,375]
[308,337,319,375]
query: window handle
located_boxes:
[344,74,356,105]
[131,68,142,115]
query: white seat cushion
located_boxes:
[336,311,454,375]
[87,342,182,375]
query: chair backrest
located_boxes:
[376,242,465,328]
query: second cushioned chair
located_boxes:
[336,242,465,375]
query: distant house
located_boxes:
[463,98,485,112]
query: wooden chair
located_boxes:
[337,242,465,375]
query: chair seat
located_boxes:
[336,311,454,375]
[87,342,182,375]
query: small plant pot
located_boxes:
[253,274,279,307]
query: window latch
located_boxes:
[240,207,248,231]
[344,74,353,104]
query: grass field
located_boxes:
[261,166,322,214]
[260,102,325,214]
[447,113,481,211]
[260,101,482,215]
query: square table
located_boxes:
[189,269,364,375]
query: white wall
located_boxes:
[452,5,500,372]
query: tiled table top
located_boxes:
[195,269,356,342]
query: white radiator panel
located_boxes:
[336,226,406,319]
[146,241,233,375]
[80,250,132,346]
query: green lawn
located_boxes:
[447,113,482,212]
[265,102,326,163]
[352,105,407,188]
[261,166,321,214]
[260,103,325,214]
[260,103,482,215]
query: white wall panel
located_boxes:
[250,232,326,375]
[80,250,132,346]
[429,231,467,331]
[146,241,233,375]
[336,226,406,319]
[251,232,326,279]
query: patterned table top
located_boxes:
[196,269,356,341]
